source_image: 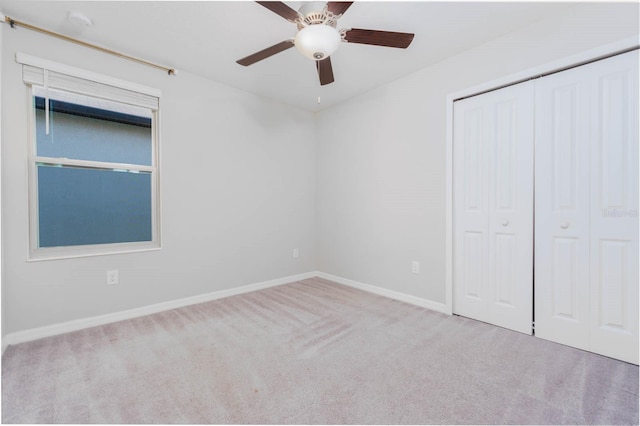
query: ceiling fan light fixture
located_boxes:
[294,24,341,61]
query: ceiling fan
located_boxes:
[236,1,415,86]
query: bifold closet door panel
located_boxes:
[534,65,592,351]
[453,93,490,324]
[453,81,534,335]
[588,51,639,364]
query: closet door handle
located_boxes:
[501,220,509,227]
[560,222,570,229]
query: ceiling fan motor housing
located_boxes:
[294,2,341,61]
[297,2,338,28]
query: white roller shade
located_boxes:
[18,52,160,110]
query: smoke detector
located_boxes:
[67,11,92,28]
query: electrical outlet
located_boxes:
[411,261,420,274]
[107,270,119,285]
[292,248,299,259]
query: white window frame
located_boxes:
[19,53,162,261]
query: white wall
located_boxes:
[1,26,317,334]
[316,3,640,304]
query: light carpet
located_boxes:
[2,277,638,424]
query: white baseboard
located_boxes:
[316,272,448,314]
[2,270,448,354]
[2,271,317,352]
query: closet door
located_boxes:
[535,50,639,364]
[453,81,534,334]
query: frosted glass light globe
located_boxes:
[294,25,341,61]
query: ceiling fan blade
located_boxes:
[256,1,300,22]
[327,2,354,16]
[316,57,335,86]
[237,40,295,66]
[343,28,415,49]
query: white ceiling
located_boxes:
[0,1,575,111]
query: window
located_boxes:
[20,54,161,259]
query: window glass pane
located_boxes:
[37,165,152,247]
[34,88,152,166]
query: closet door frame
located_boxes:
[445,36,639,316]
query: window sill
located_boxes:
[27,242,161,262]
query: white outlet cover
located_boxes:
[107,270,119,285]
